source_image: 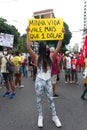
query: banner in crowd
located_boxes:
[80,35,87,66]
[0,33,14,48]
[28,18,64,41]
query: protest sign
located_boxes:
[0,33,14,48]
[28,18,64,41]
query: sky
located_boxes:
[0,0,84,48]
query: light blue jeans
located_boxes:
[35,77,57,117]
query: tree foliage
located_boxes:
[17,34,27,53]
[0,17,20,49]
[63,22,72,46]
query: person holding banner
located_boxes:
[26,26,64,128]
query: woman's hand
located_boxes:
[26,26,31,50]
[62,28,65,34]
[26,26,30,33]
[26,25,38,63]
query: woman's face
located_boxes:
[38,42,46,55]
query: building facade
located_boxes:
[33,9,55,18]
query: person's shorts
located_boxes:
[28,65,33,71]
[65,69,71,75]
[51,74,57,84]
[14,66,20,74]
[2,73,13,81]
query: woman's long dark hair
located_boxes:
[38,42,51,72]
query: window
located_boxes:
[41,15,44,18]
[34,15,40,18]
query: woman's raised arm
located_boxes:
[26,26,38,61]
[50,28,65,62]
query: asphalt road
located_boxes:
[0,70,87,130]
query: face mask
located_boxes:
[3,51,7,55]
[73,56,76,59]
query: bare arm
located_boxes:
[5,56,14,66]
[0,56,2,70]
[0,56,2,66]
[50,28,65,62]
[26,26,38,63]
[50,41,62,62]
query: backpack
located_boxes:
[6,56,14,73]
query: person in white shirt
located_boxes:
[64,52,71,83]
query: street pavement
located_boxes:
[0,70,87,130]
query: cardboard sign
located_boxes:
[28,18,64,41]
[0,33,14,48]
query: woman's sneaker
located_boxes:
[38,116,43,128]
[19,85,24,88]
[53,93,59,98]
[15,85,19,88]
[3,91,10,97]
[52,115,62,128]
[9,92,16,99]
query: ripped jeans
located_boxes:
[35,77,57,117]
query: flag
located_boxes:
[80,36,87,66]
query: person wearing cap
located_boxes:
[63,51,71,83]
[71,55,78,84]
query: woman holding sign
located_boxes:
[26,26,64,128]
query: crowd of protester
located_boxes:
[0,42,87,128]
[0,47,87,98]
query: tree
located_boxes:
[17,34,27,53]
[62,22,72,45]
[0,17,20,49]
